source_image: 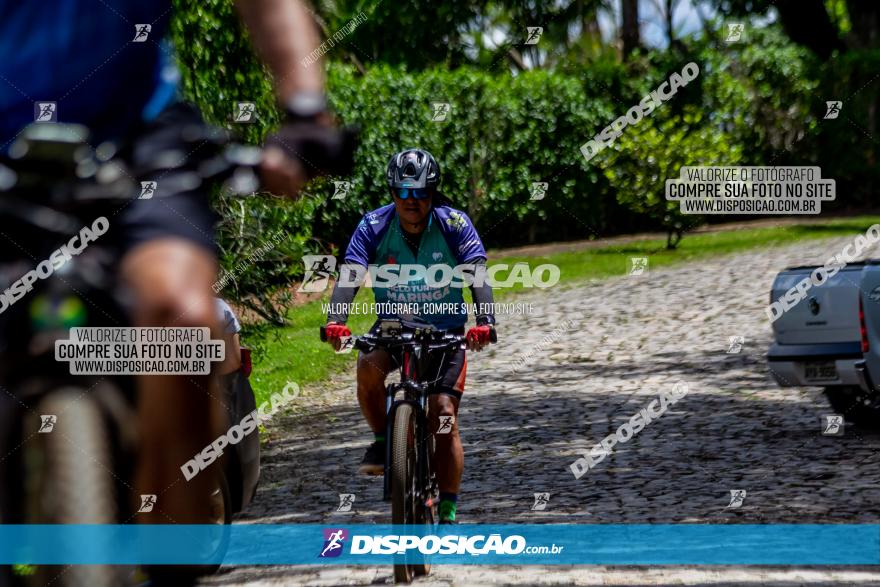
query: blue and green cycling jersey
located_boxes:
[345,204,488,330]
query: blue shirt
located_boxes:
[0,0,176,148]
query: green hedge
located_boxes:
[312,64,637,250]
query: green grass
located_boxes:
[246,216,880,406]
[246,288,374,404]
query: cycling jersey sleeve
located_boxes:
[469,261,496,326]
[330,220,370,324]
[327,273,358,324]
[344,216,378,267]
[331,207,393,323]
[433,207,487,264]
[456,216,488,264]
[432,206,494,324]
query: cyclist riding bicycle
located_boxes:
[323,149,497,524]
[1,0,336,534]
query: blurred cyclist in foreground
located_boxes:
[0,0,335,534]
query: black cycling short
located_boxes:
[114,102,218,255]
[367,321,467,400]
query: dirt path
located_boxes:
[203,234,880,585]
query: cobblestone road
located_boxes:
[204,235,880,585]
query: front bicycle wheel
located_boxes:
[412,429,436,578]
[391,403,419,584]
[23,388,120,587]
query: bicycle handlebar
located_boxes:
[0,120,358,206]
[319,324,496,351]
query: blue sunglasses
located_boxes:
[394,187,432,200]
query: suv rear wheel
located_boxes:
[824,386,880,428]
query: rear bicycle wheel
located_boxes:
[391,403,418,584]
[23,388,120,587]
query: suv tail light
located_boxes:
[860,295,869,353]
[240,347,252,377]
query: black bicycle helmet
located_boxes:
[386,148,441,189]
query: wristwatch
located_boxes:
[283,90,327,122]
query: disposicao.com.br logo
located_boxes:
[318,528,563,558]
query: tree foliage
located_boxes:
[309,63,637,250]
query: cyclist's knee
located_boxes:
[121,239,218,330]
[135,289,216,331]
[430,394,459,435]
[431,393,458,414]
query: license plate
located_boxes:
[804,361,838,382]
